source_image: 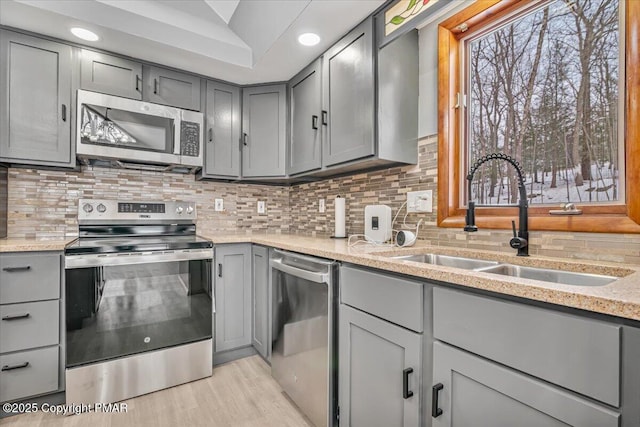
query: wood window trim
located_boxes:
[437,0,640,233]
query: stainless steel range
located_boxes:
[64,199,213,405]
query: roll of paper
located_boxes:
[334,196,346,238]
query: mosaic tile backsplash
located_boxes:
[7,135,640,265]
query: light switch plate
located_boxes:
[257,201,266,214]
[407,190,433,213]
[214,198,224,212]
[319,199,325,213]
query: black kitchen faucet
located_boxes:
[464,153,529,256]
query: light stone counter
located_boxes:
[0,238,73,253]
[202,232,640,322]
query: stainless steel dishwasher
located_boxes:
[270,249,338,427]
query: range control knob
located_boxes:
[97,203,107,213]
[176,206,184,215]
[186,206,194,215]
[82,203,93,213]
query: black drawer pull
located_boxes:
[1,362,30,371]
[61,104,67,122]
[218,263,222,278]
[243,133,248,146]
[2,313,30,321]
[432,383,444,418]
[322,110,328,126]
[403,367,414,399]
[154,78,158,94]
[208,128,213,142]
[135,74,141,92]
[312,115,318,130]
[2,266,31,272]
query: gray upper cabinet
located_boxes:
[339,303,421,427]
[214,244,252,353]
[432,342,619,427]
[322,17,375,167]
[242,84,287,178]
[288,59,322,175]
[251,245,269,360]
[202,81,241,178]
[0,30,73,166]
[80,49,142,99]
[142,65,201,111]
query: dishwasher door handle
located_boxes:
[270,258,329,284]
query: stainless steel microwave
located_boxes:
[76,90,203,169]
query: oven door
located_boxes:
[64,249,213,368]
[76,89,182,165]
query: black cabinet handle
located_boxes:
[1,362,29,372]
[2,266,31,272]
[403,367,414,399]
[208,128,213,142]
[217,263,222,277]
[432,383,444,418]
[312,115,318,130]
[135,74,140,92]
[61,104,67,122]
[154,78,158,94]
[2,313,30,321]
[243,133,248,146]
[322,110,328,126]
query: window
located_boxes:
[437,0,640,233]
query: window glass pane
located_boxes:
[466,0,620,206]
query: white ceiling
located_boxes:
[0,0,385,84]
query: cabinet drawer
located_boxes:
[0,346,59,402]
[0,300,59,353]
[341,266,423,332]
[433,287,621,407]
[0,252,60,303]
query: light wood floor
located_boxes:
[1,356,313,427]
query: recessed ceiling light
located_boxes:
[298,33,320,47]
[70,27,99,42]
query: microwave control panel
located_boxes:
[181,121,200,157]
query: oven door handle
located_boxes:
[270,258,329,284]
[65,249,214,269]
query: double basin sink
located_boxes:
[391,253,617,286]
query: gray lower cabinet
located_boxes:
[288,59,322,175]
[0,251,63,403]
[214,244,252,353]
[202,81,241,178]
[322,17,375,167]
[431,341,619,427]
[0,30,73,167]
[339,304,421,427]
[142,65,201,111]
[251,245,269,360]
[80,49,142,99]
[242,84,287,178]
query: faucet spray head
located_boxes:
[464,201,478,232]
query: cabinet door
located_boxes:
[0,31,72,165]
[203,81,241,178]
[143,66,201,111]
[289,59,322,175]
[431,342,619,427]
[80,49,142,99]
[251,245,269,359]
[322,17,375,167]
[214,244,252,353]
[242,84,286,177]
[339,304,421,427]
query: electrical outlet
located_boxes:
[257,201,266,214]
[214,198,224,212]
[319,199,325,213]
[407,190,433,213]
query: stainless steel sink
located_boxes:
[477,264,616,286]
[392,254,500,270]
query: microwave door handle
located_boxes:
[173,120,180,155]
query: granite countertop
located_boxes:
[4,232,640,322]
[0,238,75,253]
[201,232,640,322]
